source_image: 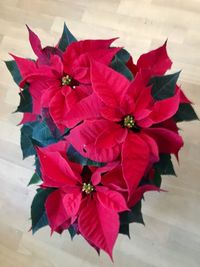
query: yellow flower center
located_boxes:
[82,183,94,194]
[123,115,135,128]
[62,74,72,86]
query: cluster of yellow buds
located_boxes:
[62,74,72,86]
[123,115,135,129]
[82,183,94,194]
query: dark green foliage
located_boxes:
[68,225,77,240]
[5,60,22,85]
[119,224,130,238]
[28,172,41,186]
[20,122,37,159]
[116,48,131,63]
[110,54,133,81]
[58,22,77,52]
[120,200,144,226]
[20,119,59,159]
[174,103,199,122]
[15,87,32,113]
[150,72,180,100]
[155,154,176,176]
[31,188,54,234]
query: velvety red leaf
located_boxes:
[78,197,119,259]
[91,161,120,186]
[137,41,172,77]
[19,112,37,125]
[150,89,180,124]
[96,187,129,212]
[63,189,82,217]
[45,190,70,232]
[26,25,43,58]
[122,133,150,196]
[120,72,148,115]
[64,93,102,128]
[37,147,79,188]
[90,60,129,107]
[49,90,69,132]
[140,132,159,163]
[10,54,37,78]
[95,121,127,149]
[100,105,123,122]
[101,165,127,192]
[143,127,184,156]
[67,120,121,162]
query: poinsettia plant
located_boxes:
[6,23,198,260]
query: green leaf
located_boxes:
[31,188,54,234]
[120,200,144,225]
[5,60,22,85]
[20,119,60,159]
[174,103,199,122]
[67,145,105,167]
[15,86,32,113]
[32,119,58,147]
[155,154,176,176]
[68,225,77,240]
[152,170,162,187]
[34,155,41,177]
[150,72,180,100]
[119,224,130,238]
[58,22,77,52]
[28,172,41,186]
[110,55,133,81]
[116,48,131,63]
[20,122,37,159]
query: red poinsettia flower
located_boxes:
[126,41,191,104]
[12,27,119,130]
[36,141,129,259]
[66,61,183,196]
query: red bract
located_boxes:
[12,27,119,131]
[66,61,183,196]
[126,41,191,104]
[37,142,129,259]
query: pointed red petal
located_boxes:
[101,165,127,192]
[95,122,127,149]
[26,25,43,57]
[63,189,82,217]
[140,132,159,163]
[150,89,180,124]
[78,197,119,259]
[10,54,36,78]
[91,161,120,186]
[122,133,150,196]
[120,72,147,115]
[96,187,129,212]
[64,93,102,128]
[49,90,69,132]
[126,56,138,76]
[90,60,129,107]
[143,127,184,156]
[18,112,37,125]
[37,147,79,188]
[67,120,121,162]
[137,41,172,76]
[45,190,69,232]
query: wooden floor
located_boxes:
[0,0,200,266]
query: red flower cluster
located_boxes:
[7,25,194,260]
